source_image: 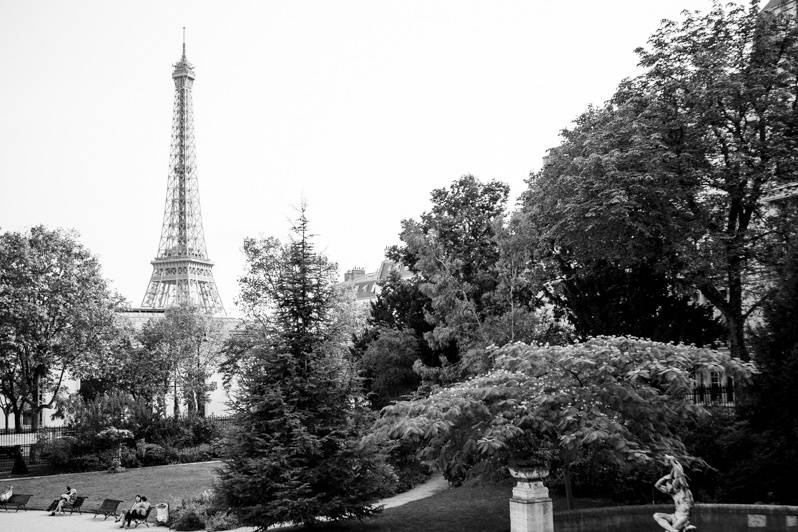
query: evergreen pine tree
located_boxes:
[217,208,396,528]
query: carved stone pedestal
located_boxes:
[509,468,554,532]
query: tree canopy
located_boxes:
[0,226,118,432]
[524,2,798,359]
[371,337,754,507]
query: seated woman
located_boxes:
[120,495,150,529]
[0,485,12,502]
[48,485,77,515]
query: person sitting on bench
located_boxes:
[120,495,150,528]
[48,485,77,515]
[0,485,12,502]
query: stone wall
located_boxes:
[554,503,798,532]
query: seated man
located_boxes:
[0,485,12,502]
[49,485,77,515]
[120,495,150,529]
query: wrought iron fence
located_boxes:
[691,384,736,411]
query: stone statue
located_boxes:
[653,455,697,532]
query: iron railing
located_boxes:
[691,384,736,411]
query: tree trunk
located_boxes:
[726,312,748,361]
[13,410,22,433]
[29,375,40,462]
[563,467,574,511]
[726,256,749,361]
[186,392,196,416]
[173,376,180,417]
[196,390,206,418]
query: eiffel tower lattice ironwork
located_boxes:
[142,32,224,314]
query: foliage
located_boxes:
[553,260,725,346]
[217,208,397,528]
[360,328,421,409]
[0,226,119,432]
[134,305,225,416]
[382,434,431,493]
[355,273,456,369]
[40,436,78,468]
[731,239,798,504]
[388,175,512,353]
[58,391,158,448]
[168,489,233,531]
[371,337,754,505]
[42,391,225,471]
[76,321,172,410]
[524,3,798,359]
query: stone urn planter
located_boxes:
[508,465,553,532]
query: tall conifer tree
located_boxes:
[217,207,395,528]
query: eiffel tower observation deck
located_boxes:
[141,31,225,315]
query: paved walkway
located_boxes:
[0,474,449,532]
[374,473,448,510]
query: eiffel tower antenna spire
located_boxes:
[141,34,225,315]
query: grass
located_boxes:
[274,480,611,532]
[1,464,612,531]
[0,461,219,513]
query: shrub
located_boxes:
[169,490,236,531]
[40,437,78,468]
[144,415,221,448]
[171,507,204,531]
[204,511,240,532]
[69,453,106,472]
[386,437,431,492]
[137,442,168,466]
[174,444,215,463]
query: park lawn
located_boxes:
[0,461,220,513]
[275,480,611,532]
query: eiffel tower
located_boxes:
[141,32,225,314]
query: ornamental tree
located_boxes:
[370,337,754,508]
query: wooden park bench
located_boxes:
[0,493,32,511]
[130,506,154,528]
[93,498,123,520]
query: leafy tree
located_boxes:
[740,239,798,503]
[388,175,511,353]
[371,337,753,508]
[525,3,798,359]
[351,272,457,374]
[360,328,421,409]
[135,305,223,417]
[0,342,25,432]
[73,321,164,408]
[0,226,118,434]
[554,260,725,346]
[217,208,396,528]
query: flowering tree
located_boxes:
[371,337,754,507]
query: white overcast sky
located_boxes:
[0,0,715,315]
